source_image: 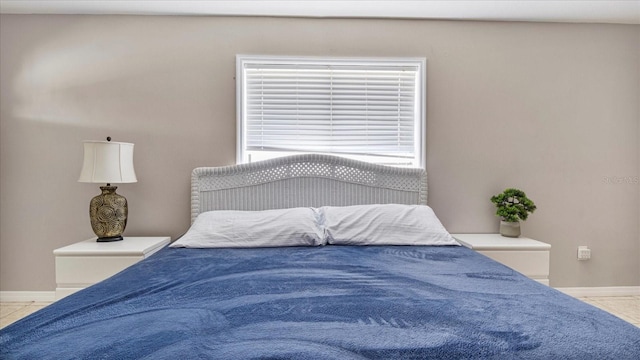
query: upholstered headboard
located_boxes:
[191,154,427,223]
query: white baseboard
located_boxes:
[554,286,640,298]
[0,291,56,302]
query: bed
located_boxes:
[1,154,639,359]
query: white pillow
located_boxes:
[170,207,325,248]
[321,204,460,246]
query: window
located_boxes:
[236,56,426,168]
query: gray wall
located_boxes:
[1,15,638,291]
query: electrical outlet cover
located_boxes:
[577,246,591,260]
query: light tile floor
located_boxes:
[1,302,52,329]
[578,296,640,327]
[1,297,639,329]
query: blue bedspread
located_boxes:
[1,245,639,359]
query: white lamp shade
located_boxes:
[78,141,137,183]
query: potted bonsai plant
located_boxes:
[490,188,536,237]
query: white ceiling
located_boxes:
[1,0,639,24]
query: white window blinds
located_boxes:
[237,56,425,167]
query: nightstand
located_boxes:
[452,233,551,285]
[54,236,171,300]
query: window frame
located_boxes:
[236,55,427,168]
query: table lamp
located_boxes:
[78,137,137,242]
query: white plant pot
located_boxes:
[500,221,521,238]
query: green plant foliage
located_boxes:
[490,188,536,223]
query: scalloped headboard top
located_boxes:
[191,154,427,223]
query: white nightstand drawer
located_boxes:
[452,233,551,285]
[478,250,550,279]
[54,236,170,300]
[56,255,143,286]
